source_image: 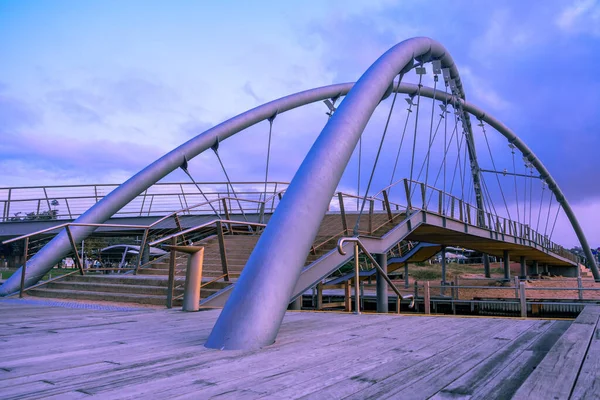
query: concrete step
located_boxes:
[63,274,178,286]
[28,288,169,305]
[46,281,185,296]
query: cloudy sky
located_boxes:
[1,0,599,247]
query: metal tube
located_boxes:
[483,254,491,278]
[6,79,595,297]
[520,256,527,280]
[375,253,388,313]
[19,237,28,298]
[354,243,360,315]
[178,246,205,312]
[441,245,447,295]
[503,250,511,281]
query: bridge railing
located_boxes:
[372,178,580,265]
[0,181,289,223]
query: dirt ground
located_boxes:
[385,262,600,301]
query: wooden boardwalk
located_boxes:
[0,299,598,399]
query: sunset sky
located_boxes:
[1,0,599,247]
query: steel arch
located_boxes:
[0,38,594,334]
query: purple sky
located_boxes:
[1,0,599,247]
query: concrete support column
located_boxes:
[441,246,447,295]
[543,264,549,276]
[533,260,539,276]
[404,262,409,289]
[503,250,511,281]
[483,254,491,278]
[519,256,527,281]
[289,296,302,310]
[375,253,388,313]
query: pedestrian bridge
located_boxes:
[1,37,596,352]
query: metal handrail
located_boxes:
[337,236,415,314]
[148,219,267,247]
[373,178,579,263]
[0,181,290,191]
[1,181,290,223]
[2,222,150,245]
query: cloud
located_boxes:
[556,0,600,36]
[0,92,42,131]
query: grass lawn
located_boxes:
[0,268,76,281]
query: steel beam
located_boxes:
[503,250,511,281]
[375,253,388,313]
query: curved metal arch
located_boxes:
[1,38,594,316]
[205,37,483,350]
[1,37,465,297]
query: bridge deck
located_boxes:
[1,300,597,399]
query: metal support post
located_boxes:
[404,262,409,289]
[424,281,431,315]
[578,276,583,300]
[344,280,351,312]
[216,221,229,282]
[440,245,447,295]
[19,237,29,298]
[338,193,349,235]
[519,282,527,318]
[289,296,302,310]
[165,245,205,312]
[316,282,323,310]
[354,243,360,315]
[166,237,177,309]
[483,254,490,278]
[375,253,388,313]
[519,256,527,280]
[503,250,511,281]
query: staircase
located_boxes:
[25,211,412,306]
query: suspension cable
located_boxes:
[443,84,449,212]
[536,180,546,232]
[447,118,465,201]
[260,113,276,213]
[544,193,554,237]
[357,136,362,211]
[354,74,402,235]
[389,97,415,193]
[523,158,527,226]
[549,204,562,240]
[528,165,533,227]
[424,74,438,191]
[480,121,512,220]
[179,157,222,219]
[510,144,521,223]
[408,69,424,204]
[426,108,459,205]
[211,140,249,222]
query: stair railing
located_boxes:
[337,236,415,314]
[2,221,149,297]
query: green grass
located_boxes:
[1,268,75,281]
[407,262,507,281]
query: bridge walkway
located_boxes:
[1,300,598,399]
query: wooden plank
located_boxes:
[430,320,569,399]
[469,321,571,400]
[302,318,518,399]
[98,316,464,399]
[570,318,600,399]
[512,306,600,400]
